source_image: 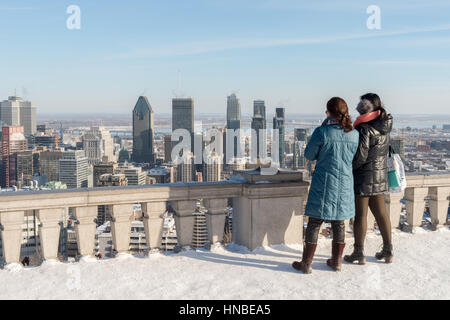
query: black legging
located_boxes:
[305,217,345,244]
[354,194,392,247]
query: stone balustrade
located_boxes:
[0,171,448,266]
[0,170,308,265]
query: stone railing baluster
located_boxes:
[172,200,196,247]
[73,206,97,257]
[428,186,450,227]
[0,211,25,264]
[141,201,166,250]
[405,187,429,231]
[111,204,133,254]
[37,208,62,260]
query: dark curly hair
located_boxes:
[327,97,353,133]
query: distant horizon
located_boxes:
[36,111,450,118]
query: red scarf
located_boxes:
[353,110,381,128]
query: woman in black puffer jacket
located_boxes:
[344,93,394,264]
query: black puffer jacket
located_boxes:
[353,108,393,196]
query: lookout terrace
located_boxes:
[0,171,449,299]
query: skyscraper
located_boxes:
[294,128,309,142]
[59,150,89,189]
[273,108,286,168]
[0,96,36,135]
[1,126,28,187]
[172,98,194,133]
[164,134,172,163]
[172,98,194,153]
[293,128,310,170]
[83,126,114,165]
[227,94,241,130]
[251,100,267,161]
[226,94,241,159]
[132,96,154,164]
[39,150,63,182]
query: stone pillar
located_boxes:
[73,206,97,257]
[0,211,24,264]
[141,201,165,249]
[428,186,450,227]
[172,200,196,247]
[37,208,62,260]
[405,187,428,229]
[385,192,404,229]
[204,198,228,244]
[232,185,306,251]
[111,204,133,253]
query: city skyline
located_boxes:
[0,0,450,115]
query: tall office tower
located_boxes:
[164,134,172,163]
[253,100,266,119]
[132,96,154,164]
[294,128,309,142]
[1,126,28,187]
[16,150,39,187]
[59,150,89,189]
[0,96,36,135]
[293,128,309,170]
[172,98,194,153]
[227,93,241,130]
[226,94,241,159]
[391,138,405,159]
[251,100,267,161]
[83,127,114,165]
[293,140,306,170]
[273,108,286,168]
[39,150,63,182]
[172,98,194,133]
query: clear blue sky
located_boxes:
[1,0,450,116]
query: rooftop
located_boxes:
[1,227,448,300]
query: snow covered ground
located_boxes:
[1,227,449,300]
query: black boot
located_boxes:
[343,244,366,265]
[375,244,393,263]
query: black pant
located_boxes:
[354,194,392,247]
[305,217,345,244]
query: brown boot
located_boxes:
[292,242,317,274]
[327,242,345,271]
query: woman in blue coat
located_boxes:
[292,97,359,274]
